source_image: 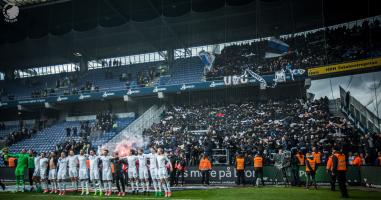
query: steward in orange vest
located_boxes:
[199,156,212,171]
[295,152,305,166]
[351,153,362,167]
[332,149,348,198]
[235,154,245,186]
[312,151,322,164]
[326,155,333,172]
[253,153,264,187]
[312,147,321,167]
[199,155,212,186]
[305,153,317,189]
[326,153,336,191]
[8,157,16,168]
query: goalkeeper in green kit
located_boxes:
[2,148,30,192]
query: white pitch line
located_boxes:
[29,194,202,200]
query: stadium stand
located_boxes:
[206,19,381,79]
[0,61,165,100]
[2,1,381,199]
[8,117,134,154]
[0,125,21,140]
[143,98,381,166]
[1,19,380,101]
[165,57,204,85]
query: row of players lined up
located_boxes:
[3,147,174,197]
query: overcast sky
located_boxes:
[308,71,381,117]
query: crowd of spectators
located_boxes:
[55,70,79,88]
[102,59,159,88]
[96,112,116,132]
[31,88,55,98]
[101,59,122,68]
[206,19,381,79]
[63,111,116,145]
[5,127,37,146]
[55,137,91,154]
[117,67,159,88]
[143,97,381,166]
[30,70,80,98]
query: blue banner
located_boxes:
[0,73,305,108]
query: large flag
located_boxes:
[199,50,215,72]
[245,68,267,87]
[265,37,289,59]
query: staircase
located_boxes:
[102,105,165,152]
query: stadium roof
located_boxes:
[2,0,59,7]
[0,0,380,70]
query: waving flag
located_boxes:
[265,37,289,59]
[199,50,215,72]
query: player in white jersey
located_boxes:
[126,149,139,194]
[147,147,161,196]
[137,148,149,195]
[39,152,49,193]
[48,151,58,194]
[156,148,173,197]
[88,150,102,196]
[78,150,89,195]
[67,150,79,192]
[57,152,68,195]
[100,149,114,196]
[32,154,42,192]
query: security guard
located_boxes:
[305,153,317,189]
[291,149,301,186]
[326,151,335,191]
[235,154,245,186]
[199,154,212,186]
[253,153,264,187]
[295,151,305,166]
[351,153,362,167]
[332,149,349,198]
[312,147,321,170]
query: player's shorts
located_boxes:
[40,168,48,179]
[158,167,168,179]
[128,169,138,178]
[69,167,78,178]
[102,169,112,181]
[57,169,67,180]
[33,168,40,177]
[138,168,149,179]
[90,168,100,181]
[78,168,88,180]
[48,169,57,180]
[149,168,158,179]
[15,167,26,176]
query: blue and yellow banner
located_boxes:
[308,57,381,77]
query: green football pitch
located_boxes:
[0,187,381,200]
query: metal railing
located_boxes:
[212,149,229,165]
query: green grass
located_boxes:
[0,187,380,200]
